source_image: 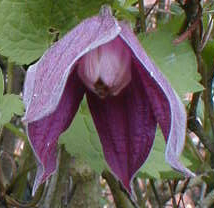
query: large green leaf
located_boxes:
[0,0,113,65]
[0,69,24,126]
[139,17,203,98]
[59,99,108,174]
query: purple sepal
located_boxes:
[119,22,195,177]
[27,72,85,195]
[23,10,121,123]
[87,68,157,193]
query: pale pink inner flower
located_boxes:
[78,37,132,98]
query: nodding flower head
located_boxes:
[23,5,194,196]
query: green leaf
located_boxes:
[0,94,24,126]
[138,128,201,179]
[0,0,113,65]
[59,99,108,174]
[139,17,203,98]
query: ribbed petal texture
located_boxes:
[27,72,85,195]
[119,22,194,177]
[87,68,157,192]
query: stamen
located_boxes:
[94,78,110,98]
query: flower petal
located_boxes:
[86,68,157,193]
[23,10,121,123]
[119,22,194,176]
[27,72,85,195]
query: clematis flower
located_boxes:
[23,6,194,195]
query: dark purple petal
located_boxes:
[27,72,85,195]
[86,68,157,193]
[119,22,194,176]
[23,9,121,123]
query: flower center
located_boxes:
[94,78,110,98]
[78,37,132,98]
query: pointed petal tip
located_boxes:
[32,181,40,197]
[31,162,56,196]
[118,21,192,180]
[27,72,85,197]
[31,164,44,196]
[165,153,196,178]
[120,178,138,202]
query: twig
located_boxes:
[177,178,190,207]
[138,0,146,32]
[161,176,203,204]
[173,18,201,45]
[188,92,214,155]
[145,0,159,18]
[149,179,162,207]
[167,180,177,208]
[181,197,186,208]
